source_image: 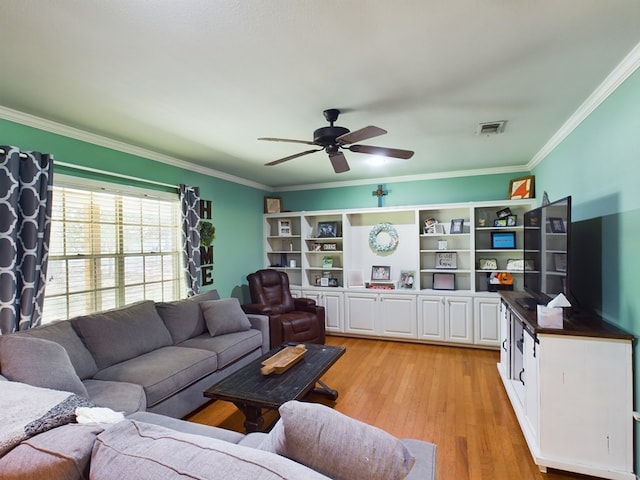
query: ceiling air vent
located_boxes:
[477,121,506,135]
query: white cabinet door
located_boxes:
[344,292,378,334]
[523,330,539,443]
[302,290,344,333]
[473,296,500,347]
[498,300,510,375]
[323,290,344,333]
[444,296,473,344]
[379,294,417,339]
[538,335,633,474]
[418,295,445,341]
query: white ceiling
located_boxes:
[1,1,639,190]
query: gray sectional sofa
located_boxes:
[0,289,270,418]
[0,290,438,479]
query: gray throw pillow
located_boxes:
[259,400,415,480]
[0,336,89,397]
[19,320,98,379]
[200,298,251,337]
[70,300,173,370]
[155,290,220,344]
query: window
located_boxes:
[42,177,186,323]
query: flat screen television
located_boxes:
[521,196,572,309]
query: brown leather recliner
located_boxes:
[242,269,325,349]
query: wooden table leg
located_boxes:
[233,403,264,433]
[313,379,339,400]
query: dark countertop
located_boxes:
[500,291,634,341]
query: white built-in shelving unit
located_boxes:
[264,199,535,348]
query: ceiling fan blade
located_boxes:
[258,137,317,146]
[336,125,387,145]
[348,144,414,159]
[265,148,323,166]
[328,152,350,173]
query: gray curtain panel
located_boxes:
[179,185,201,296]
[0,146,54,333]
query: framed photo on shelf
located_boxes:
[496,207,512,219]
[491,231,516,249]
[478,258,498,270]
[264,196,281,213]
[317,221,338,238]
[348,270,365,288]
[423,217,438,234]
[322,256,333,268]
[399,271,416,289]
[433,273,455,290]
[311,243,322,251]
[548,217,566,233]
[506,259,523,271]
[278,219,292,236]
[435,251,457,269]
[506,215,518,226]
[508,175,535,200]
[554,253,567,272]
[493,218,507,227]
[371,265,391,281]
[450,218,464,234]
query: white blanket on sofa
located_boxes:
[0,381,93,455]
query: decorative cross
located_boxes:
[372,184,388,207]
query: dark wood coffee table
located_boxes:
[204,343,345,432]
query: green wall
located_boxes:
[1,118,267,302]
[280,172,529,212]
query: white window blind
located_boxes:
[42,180,186,323]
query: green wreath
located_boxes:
[200,221,215,246]
[369,223,399,254]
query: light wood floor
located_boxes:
[187,336,596,480]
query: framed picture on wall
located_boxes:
[264,196,281,213]
[508,175,535,200]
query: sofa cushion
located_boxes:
[92,346,217,407]
[178,329,262,369]
[0,423,103,480]
[155,289,220,344]
[201,298,251,337]
[0,336,88,397]
[83,379,146,415]
[259,400,416,480]
[17,320,98,379]
[91,420,331,480]
[71,300,173,370]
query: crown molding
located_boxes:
[529,41,640,170]
[0,106,270,191]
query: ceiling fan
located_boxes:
[259,109,414,173]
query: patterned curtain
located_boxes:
[179,185,201,296]
[0,146,54,333]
